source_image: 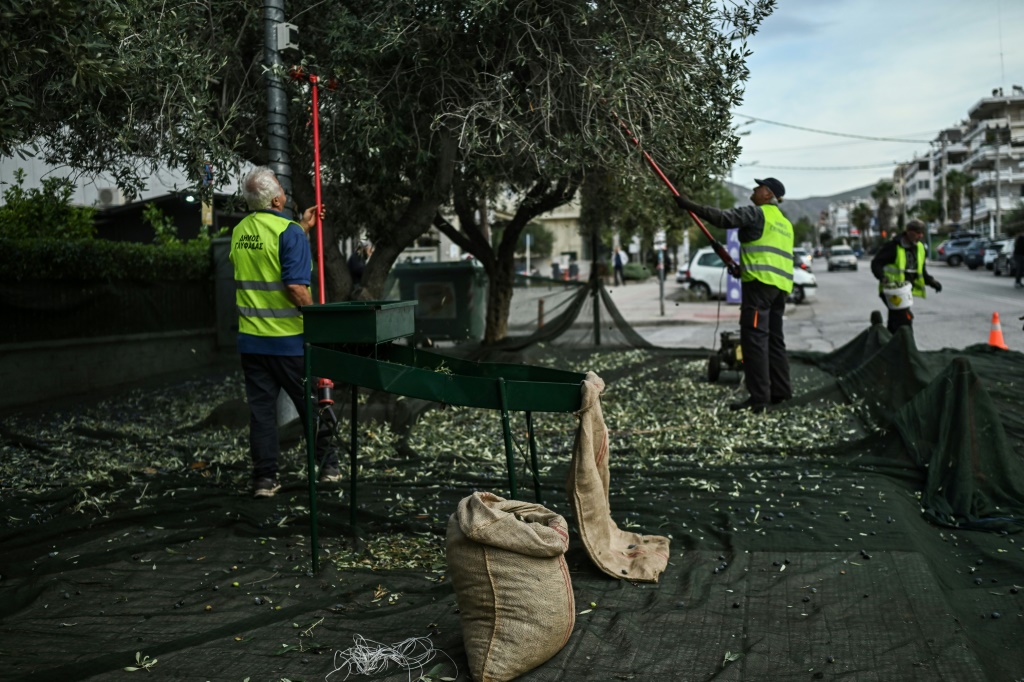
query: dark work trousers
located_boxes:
[739,279,792,405]
[1015,255,1024,285]
[240,353,339,480]
[880,294,914,334]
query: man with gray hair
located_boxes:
[230,166,340,498]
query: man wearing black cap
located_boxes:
[870,219,941,334]
[675,178,794,412]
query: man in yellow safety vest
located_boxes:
[230,166,341,498]
[869,219,942,334]
[675,178,794,413]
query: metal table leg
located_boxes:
[497,378,518,500]
[350,384,359,534]
[526,411,541,502]
[304,345,320,573]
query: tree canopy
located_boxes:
[4,0,775,340]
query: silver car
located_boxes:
[827,246,858,271]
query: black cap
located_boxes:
[755,177,785,199]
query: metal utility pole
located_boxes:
[994,126,1006,239]
[264,0,292,200]
[897,165,907,230]
[940,138,948,227]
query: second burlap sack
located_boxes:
[567,371,671,582]
[446,492,575,682]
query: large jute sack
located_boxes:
[446,492,575,682]
[567,371,671,582]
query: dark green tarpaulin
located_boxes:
[2,325,1024,681]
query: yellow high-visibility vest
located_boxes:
[740,204,794,293]
[879,241,926,298]
[229,212,305,337]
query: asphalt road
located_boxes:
[637,257,1024,353]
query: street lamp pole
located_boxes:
[995,129,1002,239]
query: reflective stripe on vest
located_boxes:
[879,241,926,298]
[235,280,287,291]
[740,204,794,293]
[229,212,306,337]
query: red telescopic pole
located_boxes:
[309,75,326,304]
[611,111,740,277]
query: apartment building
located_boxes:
[894,125,967,218]
[961,89,1024,233]
[896,88,1024,235]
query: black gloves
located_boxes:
[674,194,689,210]
[930,280,942,293]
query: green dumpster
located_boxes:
[392,260,488,341]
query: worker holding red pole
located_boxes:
[230,166,342,497]
[674,179,794,412]
[611,112,793,412]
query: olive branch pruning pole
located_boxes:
[609,109,740,277]
[290,66,342,303]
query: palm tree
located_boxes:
[909,199,941,226]
[871,180,895,241]
[943,170,975,225]
[850,202,873,242]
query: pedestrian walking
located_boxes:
[675,177,794,412]
[613,246,626,286]
[230,166,341,498]
[870,219,942,334]
[348,240,373,292]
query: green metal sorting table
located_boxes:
[302,301,586,572]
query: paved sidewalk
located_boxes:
[602,278,740,326]
[601,278,831,352]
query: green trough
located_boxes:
[301,300,586,572]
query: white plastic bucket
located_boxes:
[882,282,913,310]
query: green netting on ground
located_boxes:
[497,277,656,350]
[3,327,1024,680]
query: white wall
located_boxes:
[0,155,239,207]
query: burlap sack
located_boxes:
[446,492,575,682]
[567,371,671,582]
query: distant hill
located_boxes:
[724,181,879,224]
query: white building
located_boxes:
[894,125,968,220]
[896,87,1024,236]
[962,89,1024,234]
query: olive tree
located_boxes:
[5,0,774,341]
[383,0,775,341]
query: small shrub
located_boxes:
[622,262,651,281]
[0,238,212,282]
[0,169,96,240]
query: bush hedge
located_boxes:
[622,262,652,281]
[0,238,212,282]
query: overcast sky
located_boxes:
[732,0,1024,199]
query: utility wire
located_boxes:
[736,163,898,171]
[740,115,933,144]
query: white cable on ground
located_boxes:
[327,634,458,681]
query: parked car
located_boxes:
[986,238,1012,271]
[682,246,817,304]
[676,263,688,284]
[963,238,992,270]
[793,247,813,270]
[994,250,1020,277]
[826,246,858,271]
[934,236,977,266]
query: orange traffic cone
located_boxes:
[988,312,1009,350]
